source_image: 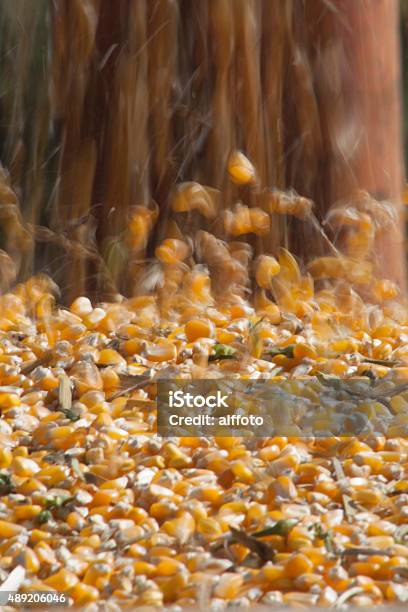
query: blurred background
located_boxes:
[401,0,408,168]
[0,0,406,301]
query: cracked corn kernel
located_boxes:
[34,542,56,564]
[145,341,177,362]
[21,547,40,573]
[269,476,298,502]
[213,573,243,599]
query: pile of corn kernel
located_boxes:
[0,267,407,610]
[0,152,408,609]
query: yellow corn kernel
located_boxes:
[325,566,352,592]
[21,547,40,574]
[162,443,192,468]
[196,517,223,541]
[162,512,195,544]
[0,521,25,538]
[70,583,99,605]
[70,360,103,394]
[155,558,185,577]
[287,525,313,550]
[227,151,256,185]
[90,489,121,507]
[0,448,12,468]
[269,476,298,502]
[228,447,250,461]
[293,343,317,360]
[101,367,120,391]
[37,465,68,486]
[11,456,40,477]
[350,561,381,578]
[67,512,85,531]
[294,572,325,591]
[70,296,93,317]
[354,488,384,506]
[185,318,215,343]
[122,338,143,355]
[330,338,358,353]
[13,505,42,521]
[0,392,20,408]
[230,460,254,484]
[145,341,177,362]
[83,564,112,589]
[155,238,189,264]
[255,255,281,288]
[29,529,52,544]
[314,480,340,499]
[155,572,188,603]
[262,563,286,582]
[49,425,75,440]
[13,446,30,457]
[149,502,175,521]
[259,444,281,462]
[233,206,270,236]
[172,182,216,218]
[213,573,243,599]
[133,560,156,575]
[44,569,79,591]
[97,348,126,366]
[354,452,383,473]
[34,541,57,564]
[373,279,399,301]
[390,394,408,414]
[268,452,300,476]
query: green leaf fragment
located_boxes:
[37,510,52,524]
[316,372,343,390]
[308,524,336,554]
[62,409,80,422]
[0,472,14,494]
[267,345,295,359]
[208,344,237,361]
[252,519,298,537]
[44,495,74,510]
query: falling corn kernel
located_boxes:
[255,255,281,288]
[185,318,215,342]
[155,238,190,264]
[227,151,256,185]
[172,182,217,219]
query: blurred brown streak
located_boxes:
[305,0,406,288]
[50,0,100,298]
